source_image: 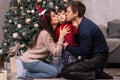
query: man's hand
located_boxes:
[64,42,69,50]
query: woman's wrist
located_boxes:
[59,34,64,39]
[58,36,64,45]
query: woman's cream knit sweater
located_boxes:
[21,30,64,62]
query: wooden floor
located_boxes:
[7,68,120,80]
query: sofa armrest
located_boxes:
[106,38,120,53]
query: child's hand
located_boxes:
[59,25,71,38]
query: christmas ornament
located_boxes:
[21,44,25,48]
[26,10,31,14]
[64,4,67,7]
[3,43,7,46]
[4,29,7,33]
[55,6,58,11]
[14,7,17,9]
[17,0,21,4]
[27,0,31,2]
[12,33,19,38]
[14,10,17,14]
[21,12,25,15]
[43,1,46,4]
[34,23,39,28]
[20,7,23,10]
[20,50,24,53]
[63,0,68,2]
[0,49,3,54]
[11,7,15,10]
[31,10,35,14]
[22,32,26,36]
[49,2,54,8]
[17,24,22,28]
[25,18,31,24]
[9,20,12,23]
[14,21,18,25]
[37,0,42,3]
[38,13,41,16]
[14,17,18,20]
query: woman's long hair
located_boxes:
[29,9,57,48]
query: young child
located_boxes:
[55,7,78,72]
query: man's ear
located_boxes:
[74,11,78,17]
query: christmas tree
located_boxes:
[0,0,71,60]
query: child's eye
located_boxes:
[62,13,65,15]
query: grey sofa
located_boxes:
[99,19,120,63]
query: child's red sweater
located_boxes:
[56,22,78,46]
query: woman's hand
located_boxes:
[59,25,71,38]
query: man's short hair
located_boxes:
[67,1,86,17]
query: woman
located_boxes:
[21,9,70,78]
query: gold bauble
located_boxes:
[25,18,31,24]
[37,0,42,3]
[22,32,26,36]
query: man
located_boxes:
[61,1,113,80]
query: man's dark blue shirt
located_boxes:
[66,17,109,59]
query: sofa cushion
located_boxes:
[108,19,120,38]
[106,38,120,52]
